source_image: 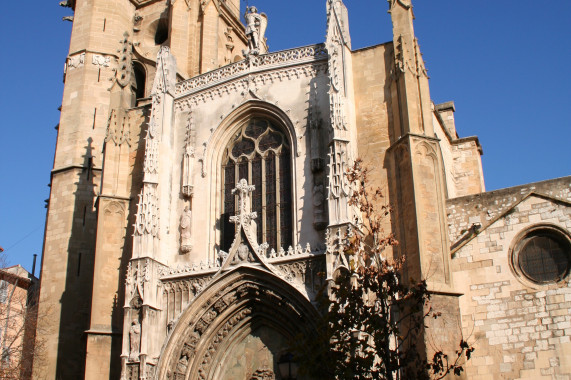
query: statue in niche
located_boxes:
[243,6,267,56]
[310,118,323,172]
[180,206,192,253]
[176,355,188,375]
[129,319,141,361]
[313,183,327,230]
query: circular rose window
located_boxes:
[512,226,571,285]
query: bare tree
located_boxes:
[295,160,473,380]
[0,260,46,380]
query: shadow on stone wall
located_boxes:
[56,138,97,379]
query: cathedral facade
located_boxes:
[35,0,571,379]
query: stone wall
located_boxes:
[449,178,571,379]
[447,177,571,244]
[433,103,485,199]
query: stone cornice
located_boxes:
[174,61,328,112]
[158,249,326,281]
[174,44,327,98]
[51,165,102,177]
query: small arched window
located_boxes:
[221,118,292,252]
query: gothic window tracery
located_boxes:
[221,119,292,252]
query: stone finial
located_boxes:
[151,46,177,94]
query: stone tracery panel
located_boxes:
[175,44,327,96]
[221,119,292,252]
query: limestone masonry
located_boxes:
[35,0,571,379]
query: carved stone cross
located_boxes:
[229,179,257,232]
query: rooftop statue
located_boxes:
[243,6,268,57]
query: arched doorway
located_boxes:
[157,267,318,380]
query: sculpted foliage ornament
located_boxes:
[92,54,111,67]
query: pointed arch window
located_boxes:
[221,118,292,252]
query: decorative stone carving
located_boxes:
[67,52,85,70]
[243,6,268,57]
[115,32,133,88]
[230,244,255,265]
[266,242,315,260]
[92,54,111,67]
[133,13,143,32]
[312,183,327,229]
[325,225,357,279]
[328,141,352,225]
[152,46,177,95]
[129,319,141,361]
[161,275,214,323]
[224,27,235,65]
[329,91,348,131]
[134,187,160,237]
[414,38,428,78]
[229,179,257,233]
[393,35,428,78]
[217,250,229,266]
[145,364,156,379]
[126,363,139,380]
[388,0,411,10]
[309,92,324,172]
[276,256,326,297]
[195,308,252,379]
[175,63,327,113]
[182,112,195,197]
[159,260,219,277]
[105,109,131,146]
[180,206,192,253]
[175,45,326,96]
[250,368,275,380]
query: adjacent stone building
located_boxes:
[34,0,571,379]
[0,265,39,380]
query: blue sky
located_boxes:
[1,0,570,273]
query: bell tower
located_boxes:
[34,1,246,379]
